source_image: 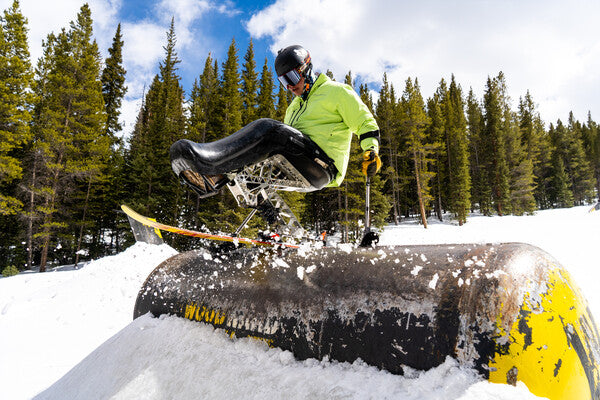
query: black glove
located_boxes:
[362,150,382,176]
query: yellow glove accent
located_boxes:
[362,150,382,176]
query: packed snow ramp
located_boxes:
[134,243,600,399]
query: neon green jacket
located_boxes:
[284,73,379,187]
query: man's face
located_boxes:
[288,76,305,97]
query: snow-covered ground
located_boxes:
[2,205,598,399]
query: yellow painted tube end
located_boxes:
[489,267,600,400]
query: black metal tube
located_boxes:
[133,243,600,399]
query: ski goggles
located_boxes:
[277,68,302,87]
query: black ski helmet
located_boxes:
[275,45,312,79]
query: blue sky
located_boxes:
[3,0,600,136]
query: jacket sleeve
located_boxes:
[337,85,380,152]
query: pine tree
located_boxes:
[466,88,488,214]
[101,23,126,142]
[504,109,536,215]
[217,38,242,137]
[401,78,433,228]
[142,20,185,221]
[490,76,534,216]
[122,18,187,244]
[518,92,542,162]
[534,127,553,209]
[125,78,156,207]
[359,84,374,111]
[482,74,510,215]
[581,112,600,197]
[274,83,288,122]
[90,23,128,261]
[548,122,574,208]
[376,73,402,224]
[23,33,54,269]
[426,91,445,221]
[62,4,109,265]
[188,53,219,142]
[188,78,203,142]
[29,4,108,271]
[241,39,258,125]
[257,57,274,118]
[566,113,595,204]
[0,0,34,269]
[358,79,390,230]
[0,0,33,216]
[518,92,549,208]
[444,76,471,224]
[548,121,574,207]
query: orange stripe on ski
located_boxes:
[121,205,299,248]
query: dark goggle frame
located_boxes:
[277,68,302,87]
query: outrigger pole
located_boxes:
[359,176,379,247]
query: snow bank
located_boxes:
[0,243,177,400]
[35,314,541,400]
[5,206,596,399]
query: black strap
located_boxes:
[359,130,380,143]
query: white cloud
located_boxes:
[247,0,600,124]
[121,21,165,69]
[156,0,211,46]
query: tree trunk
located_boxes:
[75,177,93,265]
[595,169,600,201]
[27,162,37,270]
[435,154,443,221]
[39,166,60,272]
[39,234,50,272]
[337,189,342,231]
[344,183,349,243]
[413,150,428,229]
[388,148,399,225]
[40,100,73,271]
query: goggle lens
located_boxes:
[278,69,302,87]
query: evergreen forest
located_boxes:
[1,2,598,273]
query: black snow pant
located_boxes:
[170,118,337,190]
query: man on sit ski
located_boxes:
[170,44,382,198]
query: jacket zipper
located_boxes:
[289,74,323,126]
[289,99,307,126]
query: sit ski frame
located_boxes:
[225,154,312,240]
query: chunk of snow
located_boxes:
[272,258,290,269]
[428,273,439,290]
[411,266,423,276]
